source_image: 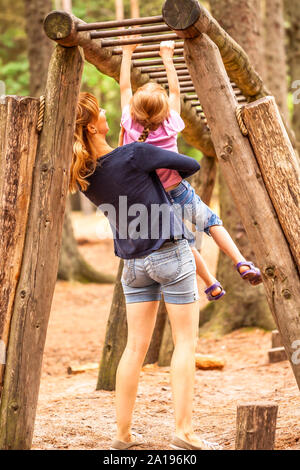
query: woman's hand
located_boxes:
[159,40,175,60]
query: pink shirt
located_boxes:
[121,105,185,189]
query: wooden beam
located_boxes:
[243,97,300,271]
[0,45,84,450]
[0,97,40,389]
[236,403,278,450]
[183,33,300,389]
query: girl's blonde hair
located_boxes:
[131,83,170,141]
[69,92,100,193]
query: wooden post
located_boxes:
[268,347,287,363]
[236,403,278,450]
[243,97,300,271]
[0,45,83,450]
[158,317,174,367]
[97,261,128,391]
[272,330,283,349]
[0,97,40,389]
[144,301,167,366]
[159,12,300,387]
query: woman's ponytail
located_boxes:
[69,93,100,193]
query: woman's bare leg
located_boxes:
[166,300,209,446]
[115,301,159,442]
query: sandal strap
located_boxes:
[205,282,221,294]
[236,261,254,271]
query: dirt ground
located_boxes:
[32,211,300,450]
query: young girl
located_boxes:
[119,40,262,300]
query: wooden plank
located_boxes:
[183,33,300,390]
[0,45,84,450]
[243,97,300,271]
[236,403,278,450]
[0,96,40,388]
[268,347,287,363]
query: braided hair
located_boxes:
[137,126,150,142]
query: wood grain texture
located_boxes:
[97,260,128,391]
[0,45,84,450]
[0,97,39,388]
[184,34,300,390]
[243,96,300,271]
[235,403,278,450]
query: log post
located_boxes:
[236,403,278,450]
[272,330,283,349]
[97,261,128,391]
[158,317,174,367]
[0,45,83,450]
[0,97,40,390]
[243,96,300,271]
[159,29,300,388]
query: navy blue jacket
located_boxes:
[81,142,200,259]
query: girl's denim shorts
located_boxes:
[121,239,199,304]
[169,180,223,243]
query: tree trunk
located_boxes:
[285,0,300,154]
[201,0,273,334]
[130,0,140,19]
[24,0,53,98]
[58,199,115,283]
[115,0,124,21]
[0,44,84,450]
[264,0,289,122]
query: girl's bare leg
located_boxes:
[209,226,248,273]
[115,301,159,442]
[191,247,222,296]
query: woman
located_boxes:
[70,92,221,451]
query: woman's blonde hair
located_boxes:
[69,92,100,193]
[131,83,170,139]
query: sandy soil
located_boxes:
[32,212,300,450]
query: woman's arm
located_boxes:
[120,39,138,110]
[132,143,200,179]
[159,41,181,114]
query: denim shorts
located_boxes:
[121,239,199,304]
[169,180,223,241]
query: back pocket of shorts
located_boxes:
[147,250,181,284]
[122,259,136,286]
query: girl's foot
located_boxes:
[236,261,262,286]
[205,281,226,301]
